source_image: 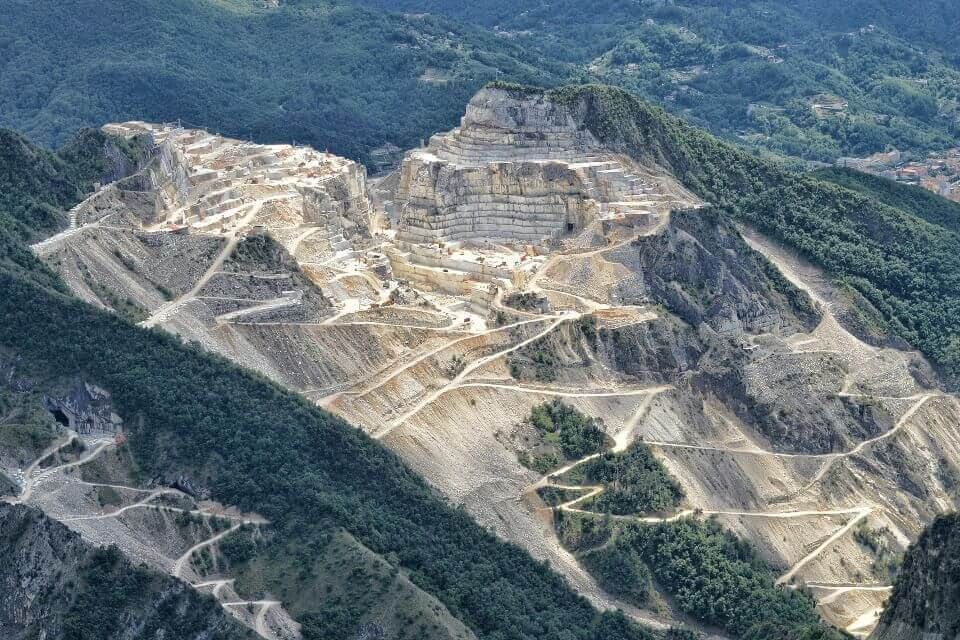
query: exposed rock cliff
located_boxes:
[389,87,697,244]
[871,513,960,640]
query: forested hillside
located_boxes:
[355,0,960,162]
[4,0,958,166]
[872,513,960,640]
[813,167,960,233]
[0,0,562,166]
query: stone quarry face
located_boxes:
[389,87,697,246]
[17,88,960,639]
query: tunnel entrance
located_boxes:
[49,409,70,428]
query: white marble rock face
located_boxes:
[391,88,666,244]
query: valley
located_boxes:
[5,85,956,639]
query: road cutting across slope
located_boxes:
[794,393,937,497]
[776,508,873,585]
[173,522,245,579]
[373,313,575,438]
[61,487,181,521]
[141,193,297,329]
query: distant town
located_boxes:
[837,148,960,202]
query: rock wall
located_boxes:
[389,87,691,244]
[871,513,960,640]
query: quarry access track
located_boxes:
[526,407,882,594]
[323,314,569,406]
[372,312,576,439]
[4,428,277,638]
[140,194,294,329]
[6,434,113,505]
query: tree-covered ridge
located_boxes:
[525,400,608,461]
[528,404,834,638]
[538,83,960,383]
[0,0,562,166]
[813,166,960,234]
[6,0,959,167]
[355,0,960,163]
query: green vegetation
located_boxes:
[503,292,547,312]
[518,401,608,473]
[853,521,902,580]
[555,514,842,640]
[560,442,684,515]
[814,166,960,233]
[63,545,249,640]
[0,387,61,464]
[356,0,960,163]
[877,513,960,638]
[0,0,562,167]
[6,1,959,168]
[0,272,664,639]
[508,334,561,382]
[535,486,582,507]
[0,128,144,293]
[533,404,833,638]
[580,536,652,607]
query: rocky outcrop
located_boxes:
[42,381,122,435]
[871,513,960,640]
[624,207,820,335]
[389,87,696,244]
[0,503,251,639]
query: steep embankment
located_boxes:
[0,127,148,291]
[871,513,960,640]
[527,83,960,384]
[0,503,252,640]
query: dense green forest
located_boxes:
[0,259,657,640]
[519,401,608,472]
[556,514,842,640]
[65,546,250,640]
[814,166,960,233]
[0,0,561,166]
[3,0,958,166]
[559,442,685,515]
[874,513,960,639]
[547,439,840,640]
[353,0,960,162]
